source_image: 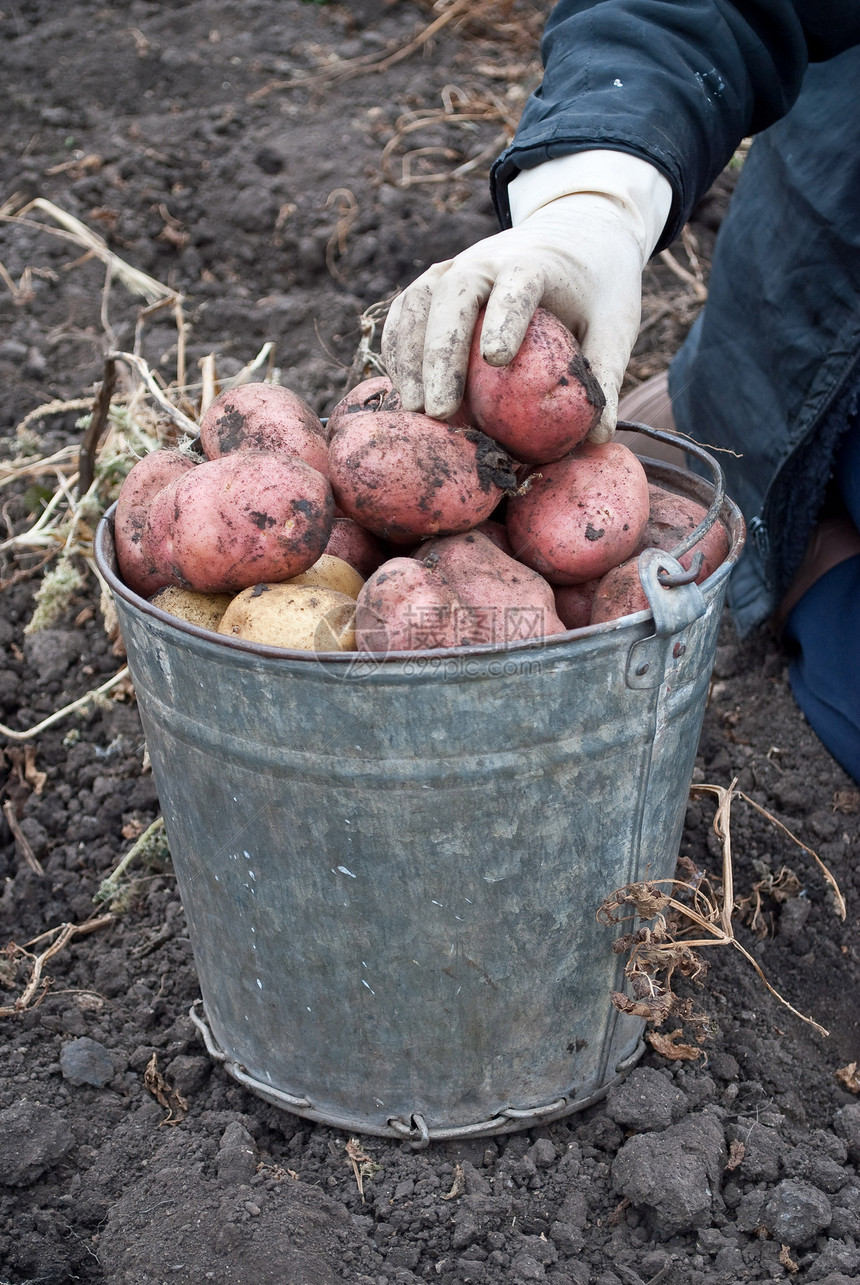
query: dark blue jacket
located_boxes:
[492,1,860,243]
[491,2,860,633]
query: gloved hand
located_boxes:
[381,150,673,443]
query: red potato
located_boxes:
[323,517,388,578]
[328,406,517,543]
[114,449,196,597]
[590,559,648,625]
[414,531,565,643]
[325,375,396,439]
[461,306,606,464]
[554,580,600,630]
[592,486,731,625]
[639,484,729,582]
[472,518,514,556]
[506,440,650,585]
[199,382,329,476]
[355,557,466,653]
[140,451,334,594]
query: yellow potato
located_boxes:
[287,553,364,600]
[217,583,356,651]
[150,586,234,631]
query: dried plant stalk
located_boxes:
[0,197,178,305]
[0,916,113,1017]
[249,0,476,99]
[600,777,832,1039]
[725,786,847,919]
[0,667,130,743]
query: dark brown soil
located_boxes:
[2,5,860,1285]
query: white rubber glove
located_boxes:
[381,150,673,442]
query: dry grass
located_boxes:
[380,83,519,189]
[599,776,844,1050]
[0,201,280,748]
[249,0,543,101]
[0,915,114,1017]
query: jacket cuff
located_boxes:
[506,150,674,259]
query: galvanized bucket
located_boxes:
[95,424,744,1146]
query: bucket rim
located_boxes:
[95,427,745,667]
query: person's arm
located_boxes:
[492,0,813,245]
[383,0,852,441]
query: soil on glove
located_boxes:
[2,5,860,1285]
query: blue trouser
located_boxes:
[783,427,860,783]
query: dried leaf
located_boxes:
[611,990,673,1024]
[608,1197,630,1226]
[833,789,860,815]
[345,1137,370,1164]
[676,854,706,888]
[646,1028,703,1061]
[441,1163,465,1201]
[598,881,671,925]
[23,745,47,794]
[726,1139,746,1171]
[836,1062,860,1094]
[346,1137,378,1201]
[144,1052,188,1125]
[779,1245,799,1274]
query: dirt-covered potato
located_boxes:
[506,441,650,584]
[199,381,329,475]
[592,486,731,624]
[325,375,396,439]
[355,557,465,652]
[149,586,234,631]
[554,580,600,630]
[639,483,729,582]
[217,583,356,651]
[461,306,605,463]
[414,531,565,643]
[328,403,517,543]
[114,449,196,597]
[287,553,364,599]
[472,518,514,556]
[141,451,333,594]
[323,517,387,578]
[589,559,648,625]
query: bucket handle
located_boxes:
[637,548,706,635]
[626,549,707,690]
[618,419,727,571]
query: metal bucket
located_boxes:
[95,425,744,1146]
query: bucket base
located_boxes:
[189,1001,645,1148]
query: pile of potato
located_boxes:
[114,308,728,655]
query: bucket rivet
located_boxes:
[636,662,649,676]
[673,643,686,659]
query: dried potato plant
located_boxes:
[0,916,113,1018]
[380,83,521,190]
[0,199,276,744]
[247,1,542,204]
[599,777,844,1054]
[249,0,543,101]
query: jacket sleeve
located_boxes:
[491,0,858,248]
